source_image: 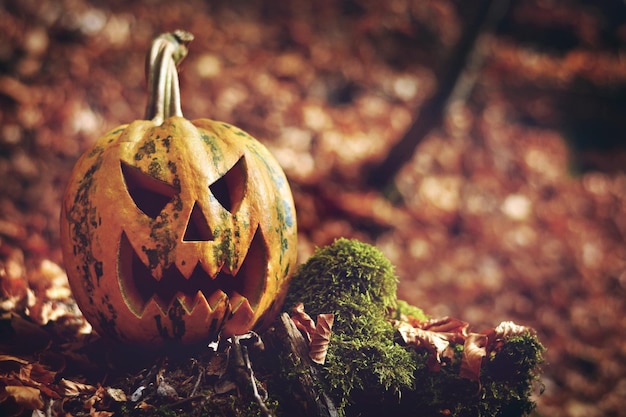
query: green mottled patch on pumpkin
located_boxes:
[87,145,104,158]
[142,213,177,270]
[67,155,105,301]
[199,130,227,171]
[162,135,172,151]
[167,160,177,175]
[148,159,163,179]
[135,139,156,161]
[215,225,233,268]
[171,195,182,219]
[110,127,126,136]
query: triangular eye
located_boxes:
[209,156,246,213]
[121,162,177,219]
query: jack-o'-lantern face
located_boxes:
[61,31,297,346]
[60,117,297,346]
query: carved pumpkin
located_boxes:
[60,31,297,346]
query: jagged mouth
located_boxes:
[117,229,267,316]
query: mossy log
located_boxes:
[277,238,544,417]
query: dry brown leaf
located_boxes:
[420,316,468,334]
[310,313,334,365]
[482,321,533,354]
[459,333,488,382]
[290,302,316,343]
[0,354,60,400]
[419,316,469,344]
[105,387,127,402]
[0,354,30,366]
[11,361,59,399]
[3,385,44,410]
[395,320,451,370]
[493,321,530,340]
[84,385,106,410]
[28,362,56,387]
[18,362,33,381]
[58,378,96,397]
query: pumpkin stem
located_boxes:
[145,30,194,124]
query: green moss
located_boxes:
[285,238,416,416]
[479,333,545,417]
[394,299,429,323]
[284,238,544,417]
[285,237,398,318]
[392,331,544,417]
[321,315,417,414]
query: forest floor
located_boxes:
[2,1,626,416]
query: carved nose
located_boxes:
[183,202,214,241]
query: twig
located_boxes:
[241,342,272,415]
[218,332,274,417]
[190,367,203,397]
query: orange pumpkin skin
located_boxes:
[60,115,297,346]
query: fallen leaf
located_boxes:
[493,321,530,340]
[28,362,57,387]
[420,317,467,333]
[58,378,96,397]
[2,385,44,410]
[84,385,106,410]
[459,333,488,382]
[310,313,334,365]
[290,303,316,343]
[395,320,451,370]
[0,354,30,366]
[105,387,127,402]
[419,316,468,344]
[482,320,533,354]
